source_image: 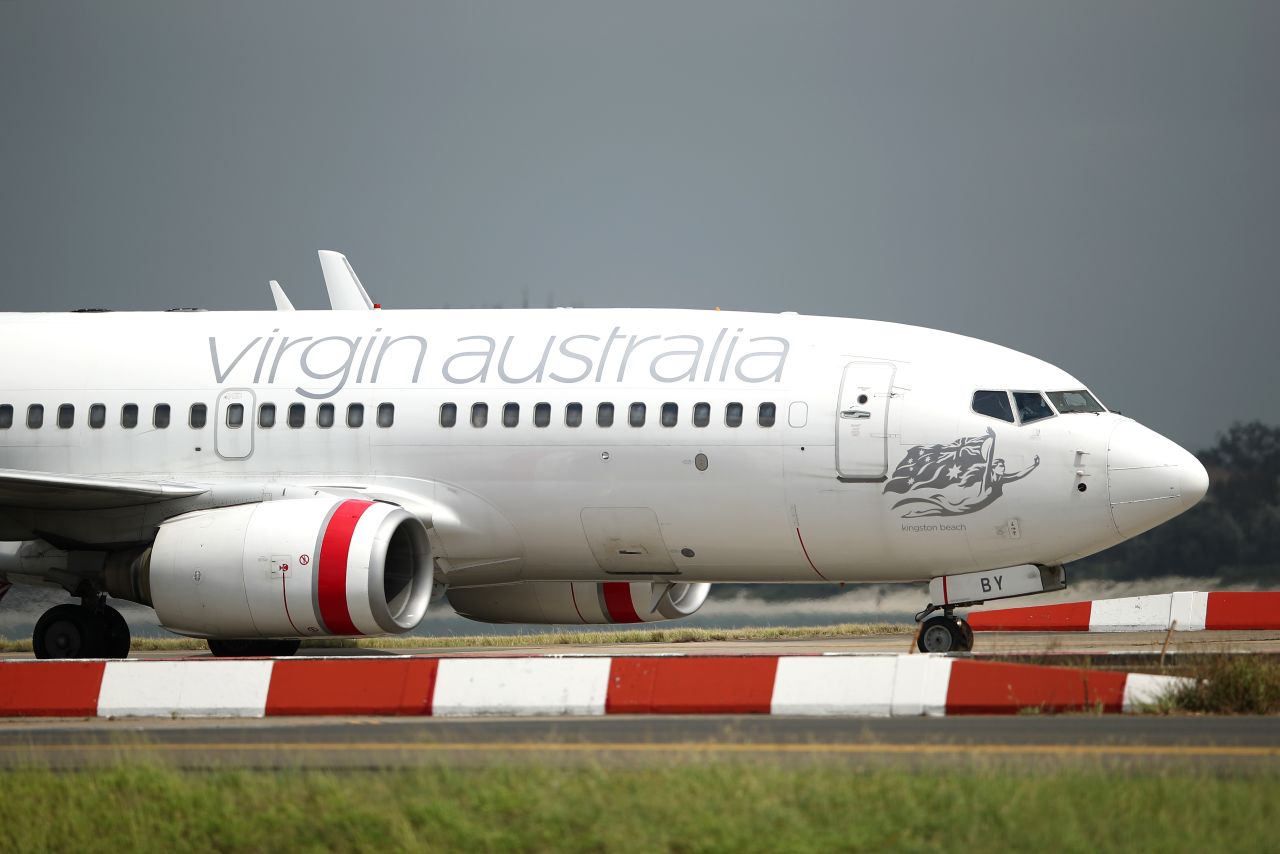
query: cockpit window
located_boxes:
[972,390,1015,423]
[1013,391,1055,424]
[1046,390,1106,414]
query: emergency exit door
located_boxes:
[215,389,255,460]
[835,362,896,479]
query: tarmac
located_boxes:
[2,714,1277,770]
[5,628,1280,660]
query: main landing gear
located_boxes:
[207,639,301,658]
[914,605,974,654]
[32,598,131,659]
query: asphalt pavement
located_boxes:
[2,714,1277,770]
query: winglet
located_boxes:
[268,280,296,311]
[318,250,375,310]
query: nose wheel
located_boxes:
[917,614,974,653]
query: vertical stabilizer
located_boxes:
[268,280,296,311]
[318,250,375,310]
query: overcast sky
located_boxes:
[2,1,1276,450]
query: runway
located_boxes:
[2,715,1278,770]
[5,628,1280,661]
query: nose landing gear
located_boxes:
[916,610,974,653]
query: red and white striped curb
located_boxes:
[968,591,1280,632]
[0,655,1182,718]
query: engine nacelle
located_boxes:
[145,497,432,639]
[447,580,710,625]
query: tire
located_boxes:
[33,604,106,659]
[208,638,302,658]
[916,615,966,653]
[100,605,132,659]
[958,619,975,652]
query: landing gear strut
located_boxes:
[914,604,974,653]
[32,597,131,660]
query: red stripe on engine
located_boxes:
[602,582,643,623]
[317,499,374,636]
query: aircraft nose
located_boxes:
[1108,420,1209,538]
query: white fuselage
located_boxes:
[0,307,1207,591]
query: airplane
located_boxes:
[0,251,1208,658]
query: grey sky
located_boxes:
[2,1,1276,451]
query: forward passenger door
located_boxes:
[835,361,896,480]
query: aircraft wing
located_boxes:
[0,469,209,510]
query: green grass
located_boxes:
[0,622,912,653]
[1,764,1276,853]
[1149,655,1280,714]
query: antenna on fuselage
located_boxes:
[268,280,296,311]
[318,250,376,310]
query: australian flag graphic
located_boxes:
[885,429,994,495]
[883,427,1033,518]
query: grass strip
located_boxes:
[0,622,912,653]
[1,764,1276,853]
[1147,654,1280,714]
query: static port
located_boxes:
[1077,483,1088,493]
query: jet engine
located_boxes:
[109,497,433,639]
[446,580,710,625]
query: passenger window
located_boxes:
[534,402,551,428]
[725,402,743,428]
[629,402,647,427]
[503,403,520,427]
[565,403,583,427]
[121,404,138,429]
[376,403,395,428]
[471,403,488,428]
[226,403,244,428]
[153,404,170,429]
[597,403,615,427]
[1013,392,1055,424]
[57,404,74,429]
[758,402,776,427]
[288,403,305,429]
[439,403,457,428]
[189,403,207,429]
[693,402,710,428]
[0,404,11,429]
[347,403,364,428]
[90,404,106,429]
[317,403,335,429]
[661,402,678,428]
[259,403,276,429]
[27,404,44,429]
[972,390,1015,423]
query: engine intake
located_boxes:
[140,497,432,639]
[447,580,710,625]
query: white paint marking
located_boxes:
[432,658,612,716]
[770,656,899,716]
[97,660,273,717]
[889,655,952,717]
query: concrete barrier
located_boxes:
[0,654,1185,718]
[969,591,1280,632]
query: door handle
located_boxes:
[841,409,871,419]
